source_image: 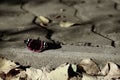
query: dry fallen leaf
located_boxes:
[0,72,6,80]
[2,69,26,80]
[38,16,50,26]
[1,58,120,80]
[71,64,77,72]
[16,71,27,80]
[78,58,100,75]
[0,78,3,80]
[25,67,43,80]
[69,75,82,80]
[82,73,97,80]
[49,63,77,80]
[49,63,69,80]
[0,58,17,73]
[59,21,75,28]
[5,76,19,80]
[100,62,120,79]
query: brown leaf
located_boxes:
[0,58,17,73]
[59,21,75,28]
[69,75,82,80]
[49,63,69,80]
[82,73,97,80]
[100,62,120,79]
[38,16,50,27]
[25,67,46,80]
[0,77,3,80]
[49,63,77,80]
[78,59,100,75]
[6,69,20,77]
[0,72,6,80]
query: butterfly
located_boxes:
[24,38,48,52]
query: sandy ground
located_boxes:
[0,0,120,69]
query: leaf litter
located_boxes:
[0,58,120,80]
